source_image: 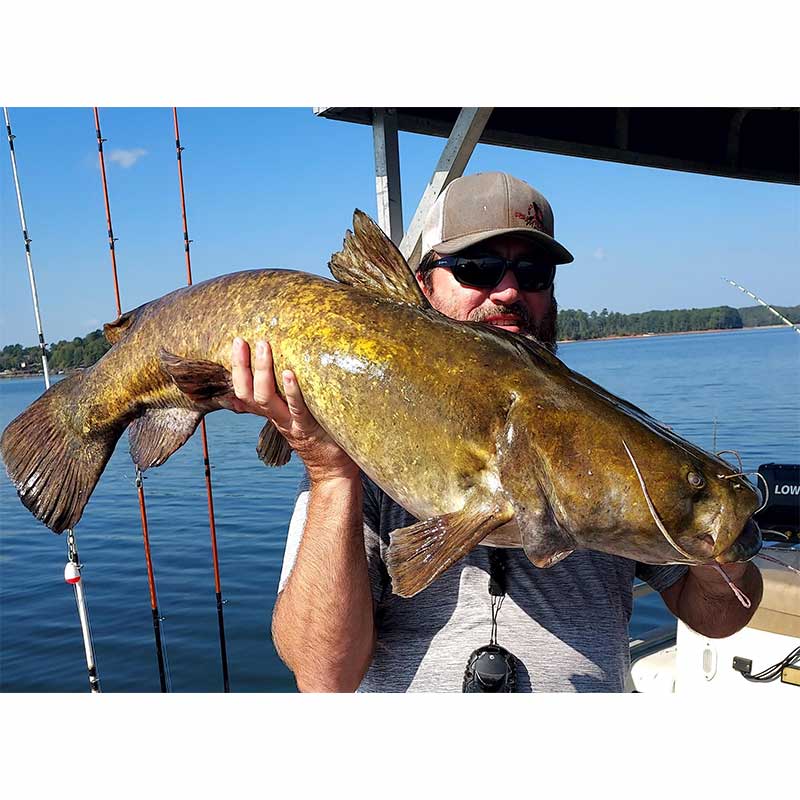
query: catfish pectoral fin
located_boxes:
[129,407,204,470]
[387,499,514,598]
[514,494,576,569]
[0,372,125,533]
[256,420,292,467]
[526,548,575,568]
[160,350,233,402]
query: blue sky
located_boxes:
[1,107,798,346]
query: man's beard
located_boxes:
[469,295,559,353]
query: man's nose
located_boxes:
[489,269,521,304]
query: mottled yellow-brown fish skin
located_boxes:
[97,269,756,560]
[2,265,761,572]
[90,269,523,518]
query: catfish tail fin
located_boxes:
[0,373,126,533]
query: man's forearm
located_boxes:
[272,476,375,692]
[668,562,763,639]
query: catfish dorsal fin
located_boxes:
[328,210,430,308]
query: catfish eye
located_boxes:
[687,471,705,489]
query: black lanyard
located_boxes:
[487,548,507,645]
[462,548,519,692]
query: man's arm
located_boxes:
[272,476,375,691]
[660,561,763,639]
[230,338,376,691]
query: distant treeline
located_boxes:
[1,330,111,373]
[2,304,799,372]
[557,304,800,341]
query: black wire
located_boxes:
[488,550,507,645]
[490,594,505,645]
[741,646,800,682]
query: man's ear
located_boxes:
[415,271,430,298]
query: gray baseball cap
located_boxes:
[421,172,574,264]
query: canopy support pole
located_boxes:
[398,107,493,269]
[372,108,403,245]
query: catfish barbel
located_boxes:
[1,212,762,597]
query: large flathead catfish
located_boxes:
[1,212,761,597]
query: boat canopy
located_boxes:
[314,107,799,268]
[316,107,799,185]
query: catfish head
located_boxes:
[496,392,762,569]
[616,436,762,566]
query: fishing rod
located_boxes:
[723,277,800,335]
[173,107,231,692]
[4,107,101,693]
[4,110,51,388]
[94,108,169,692]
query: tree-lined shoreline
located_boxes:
[1,329,111,376]
[2,303,798,376]
[556,304,799,342]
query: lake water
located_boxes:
[1,326,798,692]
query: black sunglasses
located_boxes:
[430,255,556,292]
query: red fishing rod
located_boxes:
[94,107,169,692]
[173,107,230,692]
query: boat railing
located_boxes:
[632,581,655,599]
[630,581,677,663]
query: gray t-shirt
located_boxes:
[277,472,687,692]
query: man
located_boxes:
[229,172,763,692]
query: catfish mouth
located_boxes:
[714,518,762,564]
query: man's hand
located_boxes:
[660,560,763,639]
[691,560,748,587]
[231,336,374,690]
[229,337,359,484]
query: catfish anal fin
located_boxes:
[160,350,233,402]
[387,499,514,598]
[257,421,292,466]
[328,210,430,308]
[129,407,204,470]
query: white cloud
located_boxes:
[109,148,148,168]
[593,247,606,261]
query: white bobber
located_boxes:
[64,562,81,584]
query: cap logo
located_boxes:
[514,202,544,231]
